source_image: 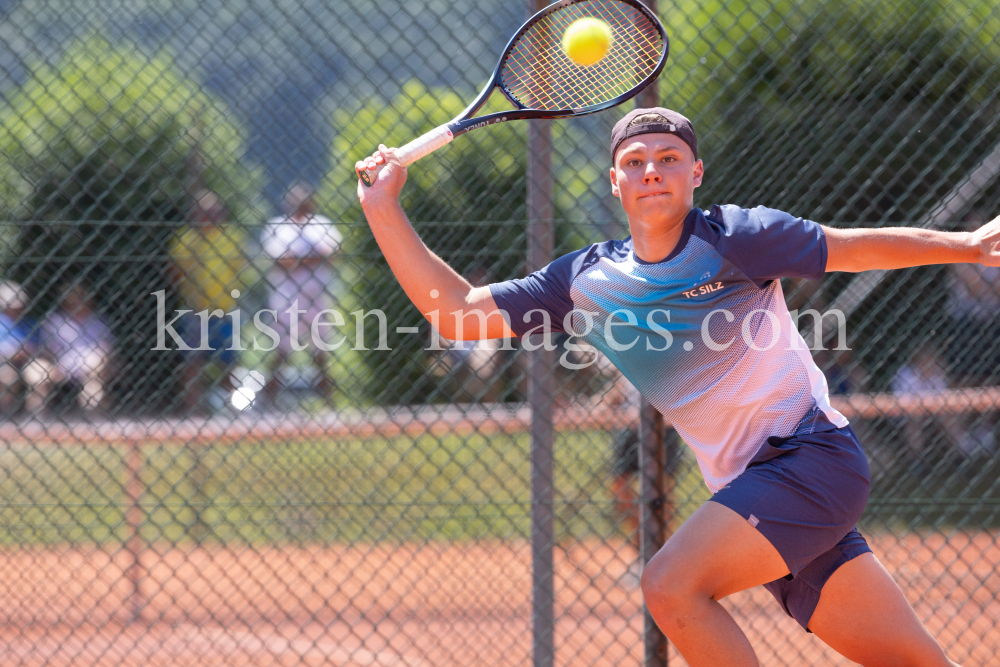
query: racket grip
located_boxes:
[396,124,454,167]
[358,124,454,187]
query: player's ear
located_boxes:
[692,159,704,189]
[610,166,620,198]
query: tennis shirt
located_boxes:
[489,205,849,492]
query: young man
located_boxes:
[356,108,998,665]
[261,182,342,402]
[169,190,251,413]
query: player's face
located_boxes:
[609,134,703,227]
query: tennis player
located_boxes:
[356,108,997,665]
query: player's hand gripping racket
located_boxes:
[357,0,668,186]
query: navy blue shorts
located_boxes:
[711,424,872,631]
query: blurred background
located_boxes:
[1,0,1000,665]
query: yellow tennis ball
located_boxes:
[562,17,613,67]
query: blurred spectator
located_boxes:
[945,214,1000,387]
[890,341,972,459]
[429,266,503,402]
[892,341,949,396]
[813,348,867,396]
[0,281,29,413]
[782,276,826,315]
[598,354,641,542]
[261,182,342,402]
[0,281,48,415]
[785,277,869,393]
[943,213,1000,455]
[430,336,503,402]
[40,283,114,415]
[169,190,252,413]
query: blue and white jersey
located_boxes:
[490,205,849,492]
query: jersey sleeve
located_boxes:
[488,246,593,337]
[711,205,827,286]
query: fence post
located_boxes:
[526,2,555,665]
[639,402,670,666]
[632,1,669,664]
[123,439,146,623]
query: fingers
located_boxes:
[379,144,403,165]
[356,145,401,187]
[355,153,382,184]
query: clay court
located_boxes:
[2,531,998,666]
[3,396,1000,666]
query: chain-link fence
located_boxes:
[1,0,1000,665]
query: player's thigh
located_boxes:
[808,553,954,667]
[642,499,789,602]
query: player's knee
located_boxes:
[640,551,707,614]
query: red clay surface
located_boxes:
[1,532,998,666]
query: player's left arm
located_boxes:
[823,216,1000,272]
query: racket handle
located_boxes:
[358,125,454,187]
[397,124,454,166]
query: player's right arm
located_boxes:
[356,145,515,341]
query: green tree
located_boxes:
[321,81,601,405]
[660,0,1000,222]
[0,37,265,412]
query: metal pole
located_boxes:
[528,323,556,667]
[527,4,555,667]
[633,1,670,664]
[123,440,145,623]
[638,405,673,666]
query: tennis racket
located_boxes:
[358,0,668,186]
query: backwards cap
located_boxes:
[610,107,697,161]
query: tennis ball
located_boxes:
[562,17,613,67]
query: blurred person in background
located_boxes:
[812,348,867,396]
[944,212,1000,455]
[891,340,971,461]
[40,283,114,415]
[599,357,642,544]
[261,182,342,403]
[169,190,252,414]
[429,266,502,402]
[0,281,30,414]
[891,342,950,397]
[784,276,868,395]
[945,212,1000,388]
[430,335,503,402]
[0,281,49,416]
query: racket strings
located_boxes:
[508,15,657,109]
[501,0,663,111]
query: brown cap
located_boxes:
[610,107,697,162]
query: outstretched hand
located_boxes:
[356,144,407,208]
[972,215,1000,266]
